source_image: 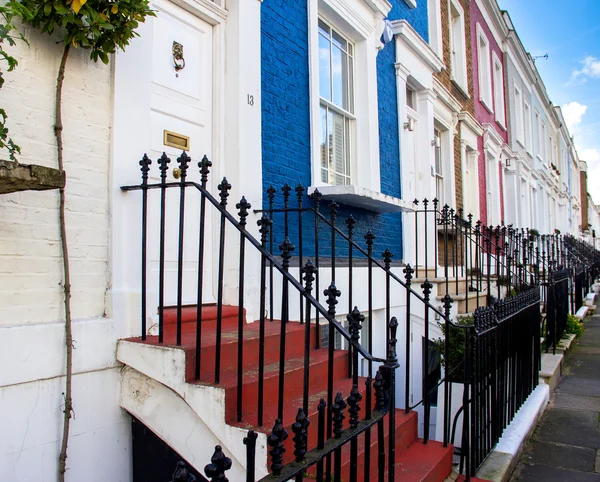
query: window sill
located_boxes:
[308,185,415,213]
[480,97,494,115]
[451,79,470,100]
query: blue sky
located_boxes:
[497,0,600,205]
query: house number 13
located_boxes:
[247,94,254,106]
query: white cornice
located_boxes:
[504,32,537,87]
[391,20,445,73]
[362,0,392,17]
[433,78,462,114]
[473,0,508,45]
[482,123,504,148]
[458,112,484,137]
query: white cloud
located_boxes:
[570,56,600,83]
[562,101,588,133]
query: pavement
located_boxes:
[510,314,600,481]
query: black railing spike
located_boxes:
[421,280,433,302]
[324,282,341,317]
[172,461,196,482]
[177,151,191,180]
[139,153,151,180]
[158,152,171,182]
[403,264,414,284]
[433,198,439,210]
[442,294,453,315]
[204,446,232,482]
[257,215,272,245]
[347,384,362,429]
[388,316,398,363]
[468,213,473,226]
[309,188,322,208]
[329,200,339,220]
[218,178,232,207]
[423,198,429,208]
[365,229,376,250]
[267,419,288,476]
[374,370,385,409]
[347,306,364,344]
[383,248,394,268]
[458,207,464,219]
[413,199,419,205]
[199,155,212,186]
[295,183,305,200]
[302,260,317,291]
[331,392,347,438]
[266,185,276,203]
[291,408,310,462]
[279,237,295,269]
[236,196,251,227]
[281,183,292,201]
[346,215,356,237]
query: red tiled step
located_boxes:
[335,409,420,481]
[130,318,311,383]
[162,304,242,326]
[392,439,453,482]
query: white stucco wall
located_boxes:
[0,24,130,481]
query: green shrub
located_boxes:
[566,314,584,337]
[433,317,473,384]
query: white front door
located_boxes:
[114,0,216,314]
[147,1,215,306]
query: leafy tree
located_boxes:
[0,2,31,160]
[12,1,155,480]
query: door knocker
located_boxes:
[172,41,185,77]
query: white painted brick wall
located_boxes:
[0,25,111,326]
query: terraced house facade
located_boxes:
[0,0,599,481]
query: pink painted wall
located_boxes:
[470,0,508,225]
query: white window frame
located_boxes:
[307,0,383,194]
[427,0,443,58]
[434,128,444,205]
[449,0,468,93]
[534,110,542,161]
[541,121,546,164]
[476,24,493,111]
[492,52,505,127]
[513,84,523,145]
[317,18,356,186]
[523,100,532,152]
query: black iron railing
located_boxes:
[123,152,600,482]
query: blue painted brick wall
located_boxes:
[261,0,429,261]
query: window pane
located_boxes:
[332,110,345,176]
[318,19,330,36]
[320,106,328,174]
[348,57,354,114]
[332,44,345,108]
[319,33,331,101]
[332,29,347,52]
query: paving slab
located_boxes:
[553,392,600,412]
[519,440,596,472]
[535,408,600,449]
[511,463,600,481]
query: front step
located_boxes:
[120,305,454,481]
